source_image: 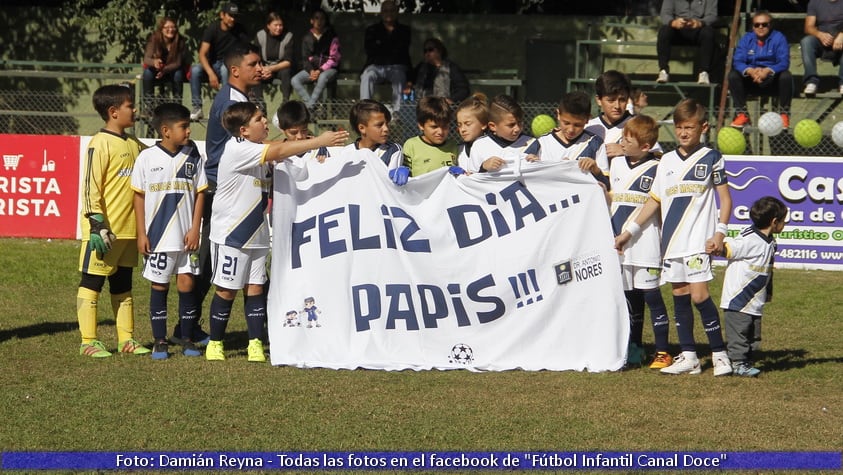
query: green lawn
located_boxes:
[0,237,841,474]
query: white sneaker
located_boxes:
[712,351,732,377]
[660,352,701,375]
[804,83,818,95]
[190,107,204,121]
[838,85,843,95]
[697,71,710,85]
[657,70,669,83]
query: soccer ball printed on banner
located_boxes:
[531,114,556,137]
[449,343,474,365]
[832,121,843,148]
[793,119,823,148]
[717,127,746,155]
[757,112,784,137]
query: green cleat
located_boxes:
[119,339,151,355]
[205,340,225,361]
[247,339,266,363]
[80,340,112,358]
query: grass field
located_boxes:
[0,237,841,474]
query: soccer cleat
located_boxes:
[733,361,761,377]
[190,107,204,120]
[803,83,818,95]
[80,340,112,358]
[247,339,266,363]
[660,353,701,375]
[657,70,669,83]
[730,113,750,128]
[151,340,169,360]
[205,340,225,361]
[712,352,733,376]
[780,113,790,129]
[697,71,710,85]
[649,351,673,369]
[172,320,210,347]
[626,342,646,366]
[119,339,151,355]
[182,340,201,357]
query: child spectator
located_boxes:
[585,70,632,160]
[291,9,341,112]
[342,99,406,184]
[465,94,538,174]
[536,91,608,185]
[131,103,207,359]
[455,93,489,169]
[205,102,347,362]
[402,96,458,176]
[616,98,733,376]
[717,196,787,377]
[76,84,150,358]
[611,115,671,368]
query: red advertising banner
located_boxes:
[0,134,80,238]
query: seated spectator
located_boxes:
[254,11,294,108]
[189,2,250,120]
[291,9,341,112]
[142,17,187,111]
[410,38,470,104]
[729,11,792,129]
[360,0,413,112]
[656,0,718,85]
[800,0,843,95]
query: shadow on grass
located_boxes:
[0,320,108,343]
[760,348,843,372]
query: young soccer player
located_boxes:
[341,99,406,184]
[717,196,787,377]
[402,96,458,176]
[274,100,330,163]
[465,94,538,174]
[205,102,347,362]
[536,91,608,183]
[585,70,632,160]
[616,99,732,376]
[131,103,207,360]
[627,88,649,116]
[455,93,489,169]
[76,84,151,358]
[611,114,671,368]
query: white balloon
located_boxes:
[832,121,843,148]
[757,112,784,137]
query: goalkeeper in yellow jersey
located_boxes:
[76,84,151,357]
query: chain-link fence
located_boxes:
[4,86,843,157]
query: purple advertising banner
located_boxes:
[725,155,843,270]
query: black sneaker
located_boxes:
[172,319,210,347]
[151,340,169,360]
[182,340,201,357]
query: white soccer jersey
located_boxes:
[465,133,538,173]
[586,113,632,145]
[341,140,402,171]
[130,141,208,252]
[536,130,608,172]
[720,226,776,316]
[610,153,661,267]
[210,137,272,249]
[651,145,727,259]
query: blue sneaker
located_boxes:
[151,340,169,360]
[172,320,210,347]
[182,340,201,357]
[733,361,761,377]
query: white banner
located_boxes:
[268,150,628,371]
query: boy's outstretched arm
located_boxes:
[264,130,349,163]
